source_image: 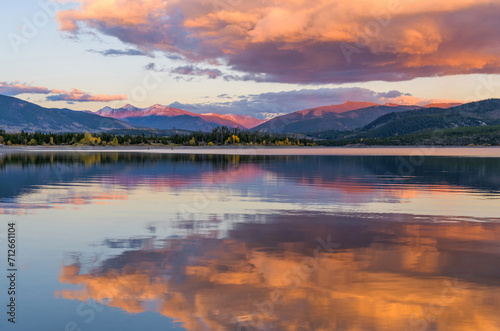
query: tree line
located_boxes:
[315,125,500,146]
[0,127,315,147]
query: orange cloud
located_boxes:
[57,0,166,31]
[0,82,126,103]
[57,218,500,330]
[381,95,464,107]
[53,0,500,83]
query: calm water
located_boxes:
[1,152,500,331]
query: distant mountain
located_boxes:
[93,104,264,131]
[121,115,239,132]
[310,99,500,140]
[297,101,380,116]
[200,113,266,129]
[383,103,423,110]
[253,101,419,133]
[358,99,500,137]
[0,94,476,135]
[105,128,193,136]
[424,102,463,109]
[96,104,194,119]
[0,95,134,133]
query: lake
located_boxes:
[1,151,500,331]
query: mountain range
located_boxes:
[3,93,490,138]
[93,104,266,131]
[309,99,500,141]
[252,101,425,133]
[92,100,462,133]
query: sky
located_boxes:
[1,0,500,119]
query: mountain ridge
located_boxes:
[253,103,422,133]
[0,95,134,133]
[93,104,265,130]
[308,99,500,141]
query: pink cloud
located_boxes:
[0,82,125,103]
[0,82,51,95]
[47,88,127,102]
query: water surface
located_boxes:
[1,152,500,331]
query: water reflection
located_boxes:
[57,212,500,331]
[1,152,500,217]
[1,152,500,330]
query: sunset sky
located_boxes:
[2,0,500,118]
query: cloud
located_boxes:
[383,95,463,107]
[87,48,154,57]
[144,63,270,82]
[169,87,418,119]
[144,62,157,71]
[145,63,223,79]
[170,65,223,79]
[165,54,184,61]
[56,215,500,331]
[0,82,52,96]
[55,0,500,84]
[46,89,127,102]
[223,73,270,82]
[1,82,128,104]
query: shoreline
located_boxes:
[2,145,500,157]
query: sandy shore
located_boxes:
[2,145,500,157]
